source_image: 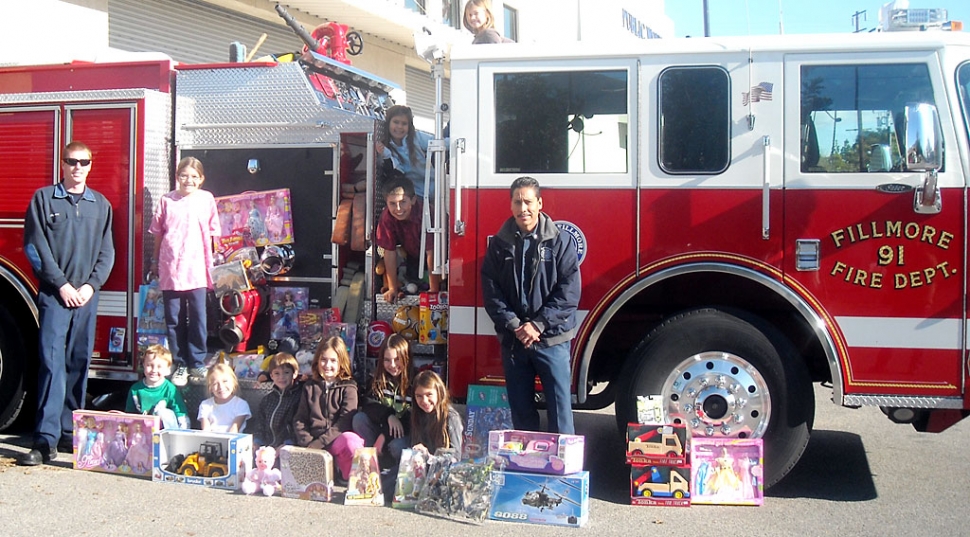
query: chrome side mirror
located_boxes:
[904,103,943,214]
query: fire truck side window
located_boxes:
[800,63,934,173]
[493,70,628,174]
[658,66,730,174]
[957,62,970,146]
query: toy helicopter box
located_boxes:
[626,422,689,466]
[488,430,585,476]
[72,410,160,479]
[418,291,448,344]
[630,464,691,507]
[489,470,589,528]
[462,385,512,461]
[152,429,252,491]
[279,445,334,502]
[690,438,764,506]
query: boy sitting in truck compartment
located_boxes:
[375,173,440,303]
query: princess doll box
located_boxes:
[152,429,253,490]
[488,429,584,476]
[690,438,764,506]
[488,470,589,527]
[279,445,334,502]
[72,410,160,479]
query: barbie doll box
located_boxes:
[630,464,691,507]
[626,422,689,466]
[279,445,334,502]
[215,188,294,254]
[152,429,253,491]
[72,410,160,479]
[488,470,589,527]
[690,438,764,506]
[488,430,585,476]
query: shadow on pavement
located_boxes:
[767,429,876,501]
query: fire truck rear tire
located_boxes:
[614,308,814,488]
[0,305,27,431]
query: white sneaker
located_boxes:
[171,365,189,387]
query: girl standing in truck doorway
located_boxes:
[149,156,221,386]
[377,105,436,200]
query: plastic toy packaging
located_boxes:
[690,438,764,506]
[392,448,428,509]
[415,448,496,524]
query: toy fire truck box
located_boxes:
[691,438,764,506]
[72,410,160,478]
[626,422,689,466]
[462,384,512,461]
[279,445,334,502]
[152,429,252,490]
[630,464,691,507]
[489,470,589,528]
[418,291,448,344]
[488,430,585,476]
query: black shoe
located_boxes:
[19,446,57,466]
[57,437,74,453]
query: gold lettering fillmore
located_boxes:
[830,221,956,250]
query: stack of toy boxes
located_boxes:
[486,430,589,527]
[627,396,691,506]
[152,429,252,490]
[279,445,335,502]
[72,410,160,479]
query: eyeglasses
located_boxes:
[62,158,92,167]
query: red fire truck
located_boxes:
[2,24,970,488]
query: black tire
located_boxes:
[615,308,814,488]
[0,305,27,431]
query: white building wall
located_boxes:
[0,0,110,66]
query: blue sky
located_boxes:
[666,0,970,37]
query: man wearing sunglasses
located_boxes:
[20,141,115,466]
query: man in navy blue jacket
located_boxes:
[481,176,580,434]
[20,141,115,466]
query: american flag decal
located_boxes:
[742,82,773,105]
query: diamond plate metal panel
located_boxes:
[175,63,380,148]
[0,89,155,105]
[143,90,173,266]
[843,394,963,409]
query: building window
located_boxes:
[443,0,461,28]
[405,0,427,16]
[800,63,934,173]
[503,5,518,42]
[494,70,628,174]
[658,66,730,174]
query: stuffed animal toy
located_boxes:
[242,446,282,496]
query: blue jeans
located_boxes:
[34,289,99,448]
[352,411,409,461]
[163,288,208,369]
[501,339,575,434]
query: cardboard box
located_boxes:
[631,464,691,507]
[636,394,665,424]
[462,385,512,461]
[72,410,160,478]
[152,429,252,490]
[691,438,764,506]
[488,430,584,475]
[419,291,448,344]
[344,447,384,506]
[279,445,334,502]
[489,470,589,527]
[626,422,689,466]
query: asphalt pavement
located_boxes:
[1,384,968,536]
